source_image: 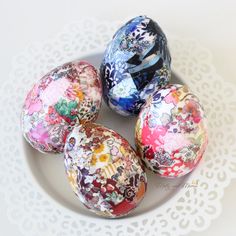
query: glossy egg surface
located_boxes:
[100,15,171,116]
[64,123,147,218]
[135,84,208,177]
[21,61,102,153]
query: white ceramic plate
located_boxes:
[1,19,236,236]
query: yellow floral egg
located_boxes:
[64,123,147,218]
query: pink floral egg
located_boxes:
[64,123,147,218]
[135,84,208,177]
[21,61,102,153]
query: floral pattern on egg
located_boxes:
[135,84,208,177]
[64,123,147,218]
[21,61,102,153]
[100,15,171,116]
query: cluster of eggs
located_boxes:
[21,16,208,218]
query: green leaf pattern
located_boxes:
[54,98,78,120]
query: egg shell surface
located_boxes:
[135,84,208,177]
[100,15,171,116]
[21,61,102,153]
[64,123,147,218]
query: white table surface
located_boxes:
[0,0,236,235]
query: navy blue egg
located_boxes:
[100,16,171,116]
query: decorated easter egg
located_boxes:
[21,61,102,153]
[100,15,171,116]
[135,84,208,177]
[64,123,147,218]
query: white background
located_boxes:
[0,0,236,235]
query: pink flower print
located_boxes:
[123,155,133,171]
[38,76,53,90]
[65,86,75,100]
[24,84,41,112]
[41,78,70,105]
[29,122,50,145]
[65,83,82,100]
[29,84,40,99]
[182,99,202,123]
[45,106,62,125]
[164,89,179,105]
[111,146,119,156]
[142,120,167,149]
[162,132,191,153]
[27,99,42,115]
[176,115,196,133]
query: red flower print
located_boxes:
[70,108,78,116]
[183,99,201,123]
[45,106,63,125]
[144,146,154,160]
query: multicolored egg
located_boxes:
[135,84,208,177]
[100,15,171,116]
[64,123,147,218]
[21,61,102,153]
